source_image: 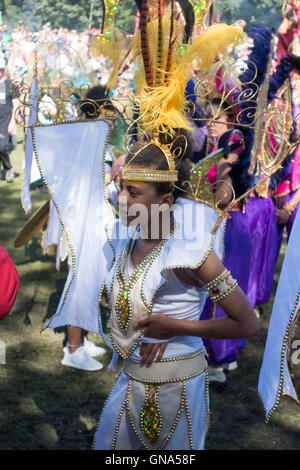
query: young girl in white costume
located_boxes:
[89,5,262,449]
[93,126,259,450]
[26,11,259,449]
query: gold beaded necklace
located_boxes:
[115,223,177,336]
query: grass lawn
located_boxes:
[0,130,299,450]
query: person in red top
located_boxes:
[0,245,19,321]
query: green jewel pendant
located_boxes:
[116,284,131,333]
[141,385,162,445]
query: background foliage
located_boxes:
[0,0,286,32]
[215,0,284,29]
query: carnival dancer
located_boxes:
[272,0,300,256]
[96,10,295,447]
[271,40,300,261]
[244,26,296,314]
[197,36,261,379]
[28,5,258,449]
[91,9,260,448]
[30,7,260,449]
[198,96,252,381]
[19,84,117,371]
[198,24,297,380]
[269,147,300,266]
[277,0,300,120]
[93,128,259,451]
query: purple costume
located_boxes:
[246,193,278,308]
[201,207,250,364]
[200,132,250,365]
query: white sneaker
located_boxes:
[61,346,103,371]
[63,338,107,358]
[222,361,238,371]
[83,337,106,357]
[207,365,226,383]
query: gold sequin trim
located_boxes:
[140,384,163,445]
[210,278,238,302]
[126,379,185,450]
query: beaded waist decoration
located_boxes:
[123,348,207,383]
[118,349,208,450]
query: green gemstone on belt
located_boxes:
[141,385,161,444]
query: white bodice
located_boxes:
[124,252,207,362]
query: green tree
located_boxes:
[115,0,139,34]
[34,0,103,31]
[33,0,138,32]
[0,0,25,26]
[215,0,284,29]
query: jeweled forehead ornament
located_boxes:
[120,140,179,183]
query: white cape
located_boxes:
[31,119,114,334]
[258,208,300,420]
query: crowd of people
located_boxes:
[1,22,91,80]
[0,0,299,451]
[0,21,135,92]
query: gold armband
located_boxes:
[203,269,238,303]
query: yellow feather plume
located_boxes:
[134,22,245,135]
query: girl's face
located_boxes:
[205,104,233,139]
[116,177,173,231]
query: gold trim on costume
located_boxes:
[286,307,300,405]
[203,268,231,292]
[121,137,180,184]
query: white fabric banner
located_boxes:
[258,208,300,419]
[32,120,114,335]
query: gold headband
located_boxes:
[120,140,179,183]
[120,167,178,182]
